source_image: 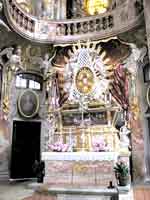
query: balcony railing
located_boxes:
[3,0,143,44]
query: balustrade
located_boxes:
[3,0,143,44]
[7,0,35,33]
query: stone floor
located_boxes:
[0,181,134,200]
[0,181,34,200]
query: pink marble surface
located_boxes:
[0,118,10,173]
[130,115,145,181]
[44,160,117,187]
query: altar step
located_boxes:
[26,183,135,200]
[23,190,133,200]
[23,191,134,200]
[24,187,119,200]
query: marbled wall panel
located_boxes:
[44,160,116,187]
[130,116,145,182]
[0,117,10,179]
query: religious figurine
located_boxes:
[0,47,13,66]
[119,123,130,149]
[0,46,23,71]
[31,51,56,76]
[40,53,53,75]
[9,46,23,70]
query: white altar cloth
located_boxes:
[42,152,119,161]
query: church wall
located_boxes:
[131,116,145,182]
[130,67,147,183]
[0,117,10,179]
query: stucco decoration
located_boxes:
[64,43,110,107]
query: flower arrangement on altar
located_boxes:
[92,136,110,152]
[48,140,69,152]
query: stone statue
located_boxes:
[40,53,53,74]
[119,124,130,149]
[9,46,22,66]
[31,51,56,75]
[0,47,14,66]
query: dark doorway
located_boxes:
[10,120,41,180]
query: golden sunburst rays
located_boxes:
[96,45,102,55]
[91,42,97,51]
[99,50,107,60]
[69,41,117,82]
[98,49,116,81]
[72,44,79,54]
[71,40,101,55]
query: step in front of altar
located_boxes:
[42,152,118,187]
[28,183,119,200]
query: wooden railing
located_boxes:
[3,0,143,44]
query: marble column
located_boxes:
[135,56,150,182]
[141,0,150,182]
[143,0,150,61]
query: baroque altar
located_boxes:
[41,42,131,187]
[42,152,119,186]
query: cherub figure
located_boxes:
[9,46,23,70]
[31,51,56,75]
[40,53,53,74]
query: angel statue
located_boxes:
[0,47,14,66]
[119,123,130,149]
[31,51,56,76]
[0,46,23,71]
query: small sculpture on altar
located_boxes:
[119,123,130,149]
